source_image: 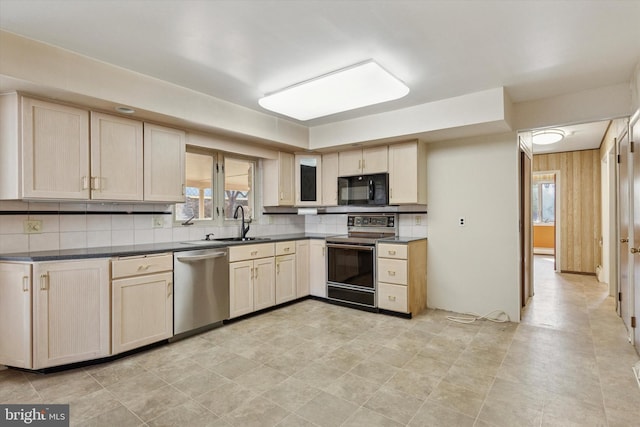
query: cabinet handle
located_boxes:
[388,270,396,276]
[388,295,396,301]
[322,247,325,256]
[280,191,284,200]
[276,263,280,274]
[620,238,629,243]
[362,159,365,170]
[388,250,396,255]
[81,176,89,190]
[251,251,258,256]
[40,274,48,291]
[631,247,640,254]
[181,184,186,196]
[167,281,172,297]
[390,188,393,198]
[284,247,290,252]
[358,159,362,170]
[22,276,29,292]
[137,264,151,271]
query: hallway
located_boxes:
[517,255,640,426]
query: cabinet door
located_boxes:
[229,260,254,318]
[143,123,186,202]
[279,152,295,206]
[390,142,423,204]
[33,259,110,369]
[309,240,327,297]
[296,240,310,297]
[338,149,363,176]
[22,97,90,199]
[112,272,173,354]
[275,254,296,304]
[362,146,388,174]
[254,257,276,310]
[0,263,32,368]
[90,112,143,201]
[322,153,338,206]
[295,154,322,206]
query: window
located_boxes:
[175,150,256,224]
[532,181,555,224]
[224,157,254,220]
[175,151,214,222]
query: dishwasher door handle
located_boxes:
[176,252,227,262]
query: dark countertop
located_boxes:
[378,236,428,243]
[0,233,331,262]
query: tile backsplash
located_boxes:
[0,201,426,254]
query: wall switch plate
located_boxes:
[24,220,43,234]
[152,216,164,228]
[458,217,466,227]
[415,215,421,225]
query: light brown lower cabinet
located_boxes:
[275,254,296,304]
[377,240,427,316]
[0,263,32,368]
[111,254,173,354]
[33,259,110,369]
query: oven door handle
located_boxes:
[326,243,375,251]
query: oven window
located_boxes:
[327,245,374,289]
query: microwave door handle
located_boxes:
[369,179,375,201]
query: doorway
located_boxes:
[532,171,559,270]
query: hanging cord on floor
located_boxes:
[446,310,510,324]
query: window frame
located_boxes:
[532,179,555,225]
[174,148,257,227]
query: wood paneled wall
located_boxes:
[533,150,601,273]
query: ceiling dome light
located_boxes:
[115,106,135,114]
[532,129,565,145]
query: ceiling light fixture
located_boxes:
[115,106,135,114]
[532,129,565,145]
[258,60,409,121]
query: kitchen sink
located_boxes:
[213,237,271,242]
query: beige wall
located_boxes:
[534,150,601,274]
[426,132,520,321]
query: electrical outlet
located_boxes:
[415,215,421,225]
[24,220,43,234]
[152,215,164,228]
[458,217,466,227]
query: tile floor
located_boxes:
[1,255,639,426]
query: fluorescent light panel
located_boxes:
[259,60,409,121]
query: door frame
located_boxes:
[532,170,562,271]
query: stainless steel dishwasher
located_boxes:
[172,248,229,339]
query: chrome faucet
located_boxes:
[233,205,250,240]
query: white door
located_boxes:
[631,115,639,352]
[618,130,631,331]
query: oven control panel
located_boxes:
[347,214,395,228]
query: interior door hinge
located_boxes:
[631,141,635,153]
[617,154,621,163]
[216,163,219,173]
[618,292,622,302]
[632,316,636,328]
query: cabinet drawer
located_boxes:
[378,282,408,313]
[275,241,296,256]
[112,253,172,279]
[377,258,407,285]
[377,243,407,259]
[229,243,275,262]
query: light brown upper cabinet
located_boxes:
[388,140,427,204]
[0,94,187,203]
[295,154,322,206]
[321,152,338,206]
[91,112,144,201]
[338,146,388,177]
[263,152,295,206]
[19,97,91,200]
[143,123,186,202]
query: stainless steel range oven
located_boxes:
[326,214,397,308]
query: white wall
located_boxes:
[426,132,521,321]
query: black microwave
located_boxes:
[337,173,389,206]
